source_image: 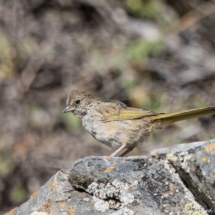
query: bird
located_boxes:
[63,90,215,157]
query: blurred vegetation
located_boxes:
[126,0,162,19]
[1,0,215,213]
[126,39,164,62]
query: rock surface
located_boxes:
[152,139,215,213]
[6,139,215,215]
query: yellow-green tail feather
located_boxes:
[153,107,215,126]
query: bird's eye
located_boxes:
[76,99,81,104]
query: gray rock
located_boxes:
[151,140,209,157]
[153,138,215,214]
[6,152,209,215]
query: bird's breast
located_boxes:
[81,114,154,149]
[82,116,125,148]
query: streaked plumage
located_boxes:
[63,90,215,157]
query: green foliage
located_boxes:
[182,95,209,110]
[0,34,37,82]
[0,157,14,175]
[61,108,81,130]
[0,141,14,175]
[126,39,163,62]
[120,75,136,89]
[89,45,128,73]
[89,38,164,75]
[0,35,14,80]
[126,0,161,19]
[125,0,177,28]
[10,185,26,204]
[139,89,164,112]
[191,97,209,109]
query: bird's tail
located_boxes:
[153,107,215,126]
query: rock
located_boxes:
[6,139,215,215]
[152,139,215,213]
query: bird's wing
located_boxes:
[97,102,158,121]
[117,107,158,120]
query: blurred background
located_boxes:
[1,0,215,213]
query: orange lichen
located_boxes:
[105,157,113,161]
[56,199,67,207]
[170,183,174,190]
[30,191,38,199]
[67,205,77,215]
[48,180,54,191]
[43,199,52,213]
[202,156,207,162]
[7,208,16,215]
[104,162,116,173]
[205,143,215,152]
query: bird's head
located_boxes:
[63,90,99,118]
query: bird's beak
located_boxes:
[63,106,73,113]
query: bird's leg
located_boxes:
[119,146,135,157]
[110,144,127,157]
